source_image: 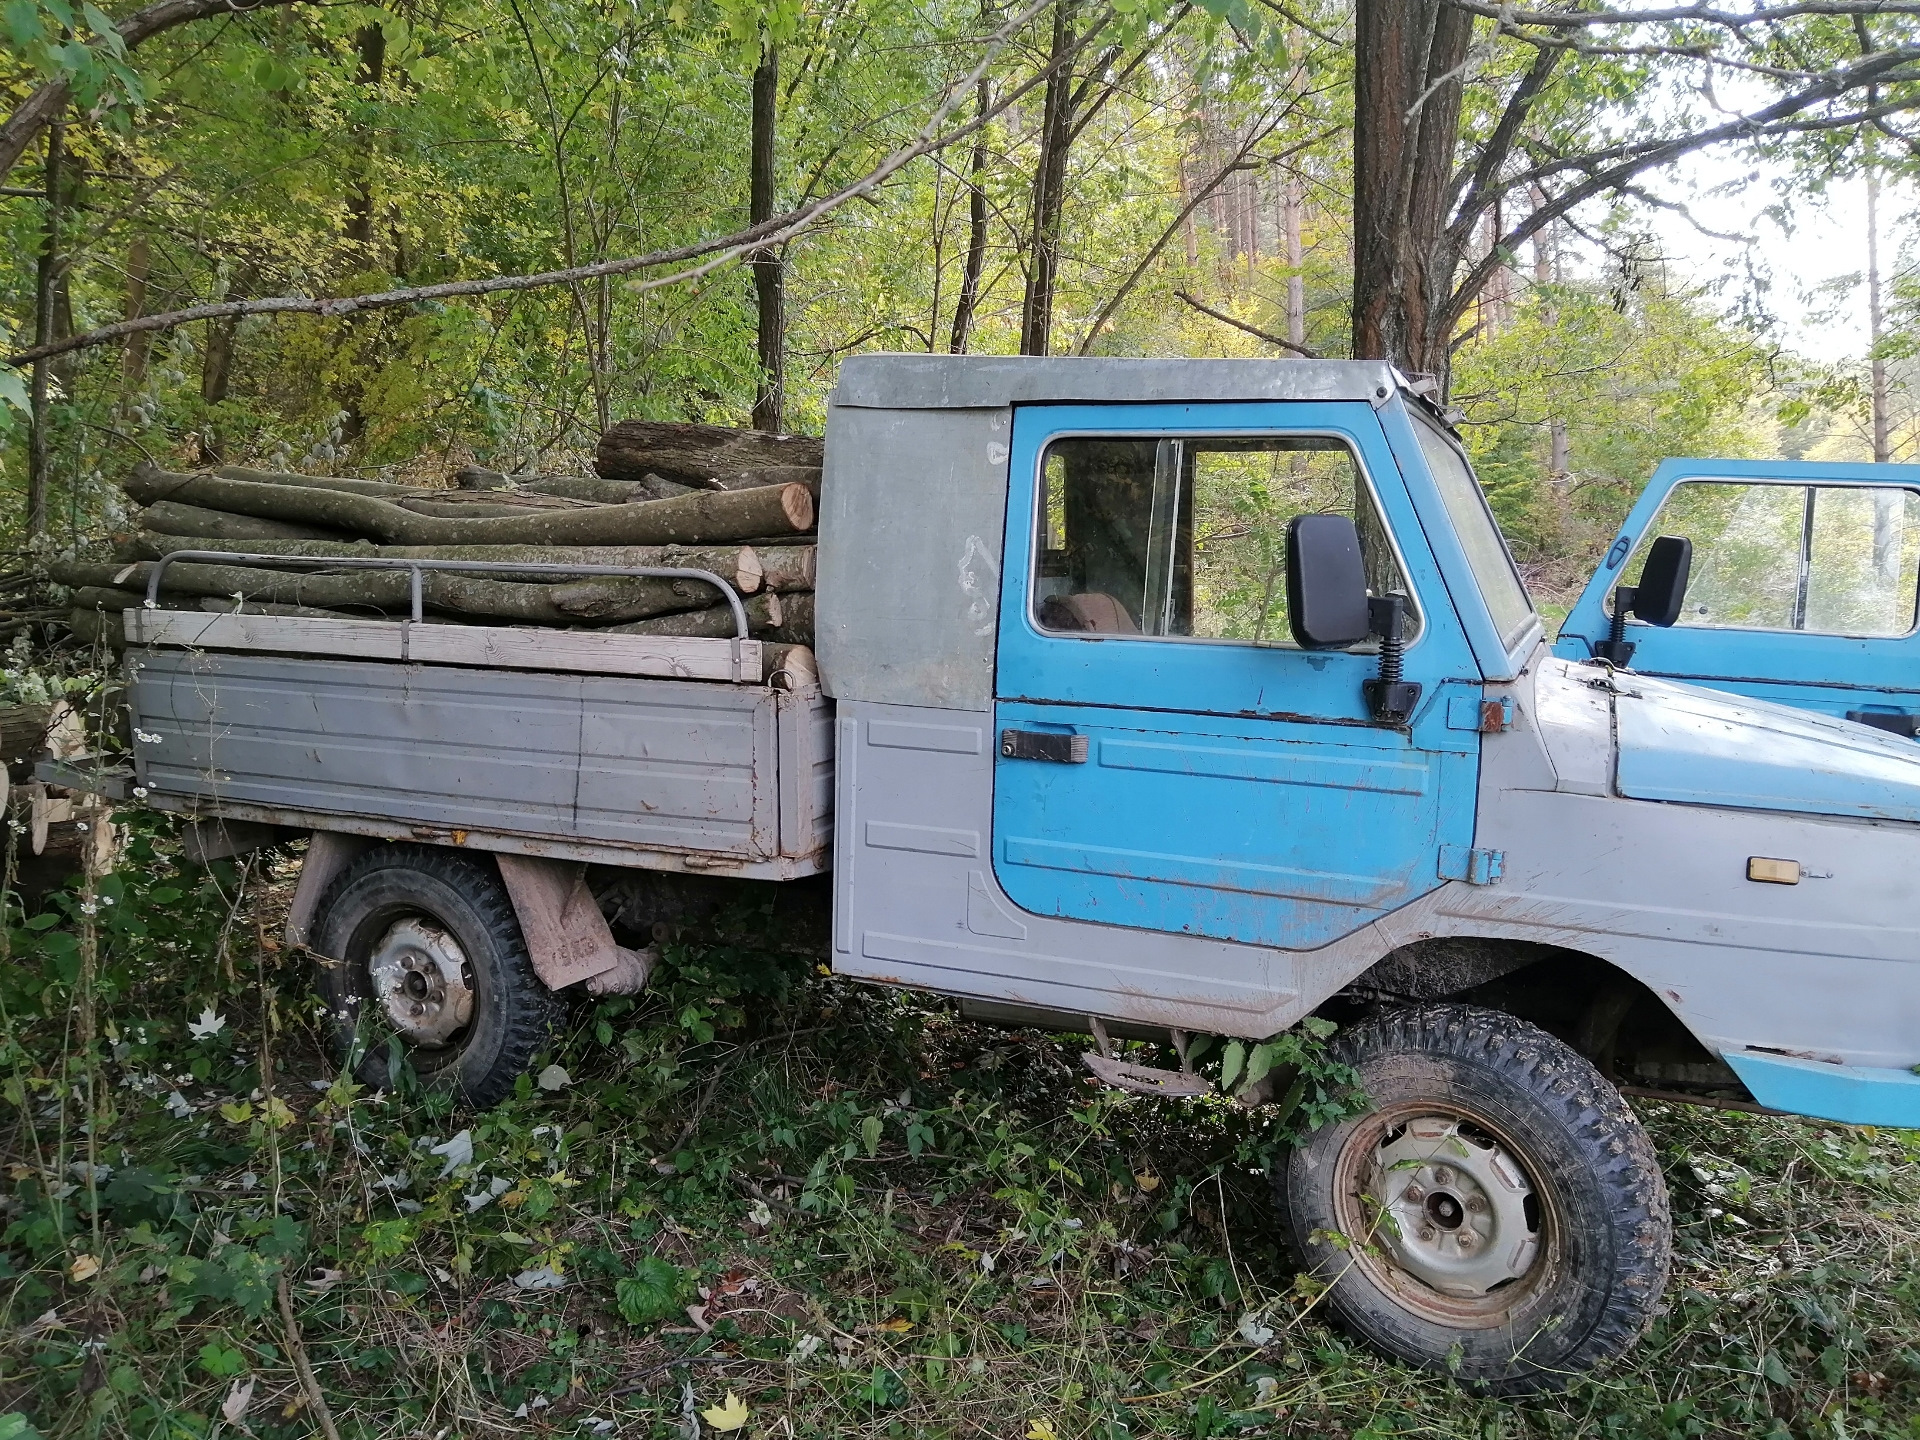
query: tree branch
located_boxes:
[5,0,1070,370]
[0,0,313,186]
[1443,1,1920,27]
[1173,289,1320,358]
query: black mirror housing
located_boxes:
[1631,535,1692,628]
[1286,514,1371,649]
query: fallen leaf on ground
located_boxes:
[701,1392,750,1431]
[511,1266,566,1291]
[536,1064,571,1091]
[68,1256,99,1282]
[429,1129,473,1177]
[221,1376,255,1424]
[1027,1422,1060,1440]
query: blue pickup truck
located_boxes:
[62,358,1920,1394]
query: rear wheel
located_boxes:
[311,844,562,1107]
[1279,1004,1669,1394]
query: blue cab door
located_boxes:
[991,402,1484,951]
[1556,460,1920,733]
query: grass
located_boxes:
[2,822,1920,1440]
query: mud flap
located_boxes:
[493,852,651,995]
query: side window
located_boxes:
[1032,434,1414,645]
[1637,480,1920,637]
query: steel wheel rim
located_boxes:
[1329,1100,1559,1328]
[364,916,476,1048]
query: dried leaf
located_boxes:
[220,1376,256,1424]
[429,1129,474,1178]
[68,1255,99,1282]
[701,1392,750,1431]
[536,1064,571,1091]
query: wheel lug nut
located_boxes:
[1403,1183,1424,1203]
[1419,1226,1435,1242]
[1466,1195,1486,1213]
[1456,1231,1474,1250]
[1432,1166,1452,1185]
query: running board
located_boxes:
[1081,1052,1213,1098]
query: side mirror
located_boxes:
[1592,534,1692,666]
[1286,514,1371,649]
[1632,535,1692,627]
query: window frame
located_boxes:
[1025,427,1425,652]
[1634,474,1920,642]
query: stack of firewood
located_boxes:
[55,421,822,679]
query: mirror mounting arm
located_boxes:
[1592,585,1638,667]
[1363,593,1422,726]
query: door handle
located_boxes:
[1000,729,1089,763]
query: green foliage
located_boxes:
[615,1255,692,1324]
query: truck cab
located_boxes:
[1556,457,1920,733]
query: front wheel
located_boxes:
[1279,1004,1670,1394]
[311,844,563,1107]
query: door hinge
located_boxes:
[1447,694,1514,733]
[1001,729,1088,764]
[1439,844,1504,885]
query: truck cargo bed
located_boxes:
[128,647,833,878]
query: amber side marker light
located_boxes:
[1747,857,1802,885]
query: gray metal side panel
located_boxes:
[817,405,1009,710]
[131,650,779,858]
[831,698,1302,1033]
[830,354,1399,410]
[775,691,836,859]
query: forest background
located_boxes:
[6,4,1920,1438]
[1,0,1916,620]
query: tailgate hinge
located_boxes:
[1439,844,1505,886]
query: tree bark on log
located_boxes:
[765,589,814,645]
[595,419,821,484]
[760,643,817,688]
[53,559,586,623]
[122,534,780,593]
[515,472,696,504]
[123,462,813,546]
[547,574,740,624]
[604,591,783,637]
[136,500,350,541]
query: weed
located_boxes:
[0,828,1918,1438]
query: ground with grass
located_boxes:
[2,822,1919,1440]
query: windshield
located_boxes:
[1409,411,1537,648]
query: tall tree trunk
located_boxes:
[1019,0,1075,356]
[199,315,238,463]
[1350,0,1473,389]
[1867,160,1900,577]
[1868,163,1891,465]
[950,76,991,354]
[122,233,152,392]
[750,43,785,432]
[1283,170,1305,350]
[28,117,64,539]
[345,22,385,254]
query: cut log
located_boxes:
[125,535,770,594]
[67,607,126,650]
[547,573,746,624]
[52,559,579,624]
[705,464,823,496]
[70,586,147,613]
[518,473,696,504]
[123,463,813,546]
[756,545,815,592]
[595,419,822,484]
[603,591,783,637]
[215,465,424,498]
[766,590,814,645]
[761,643,819,688]
[455,466,513,491]
[138,500,350,541]
[199,596,365,620]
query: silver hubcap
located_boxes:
[1365,1115,1539,1298]
[366,918,475,1047]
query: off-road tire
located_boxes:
[311,844,562,1108]
[1279,1003,1670,1395]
